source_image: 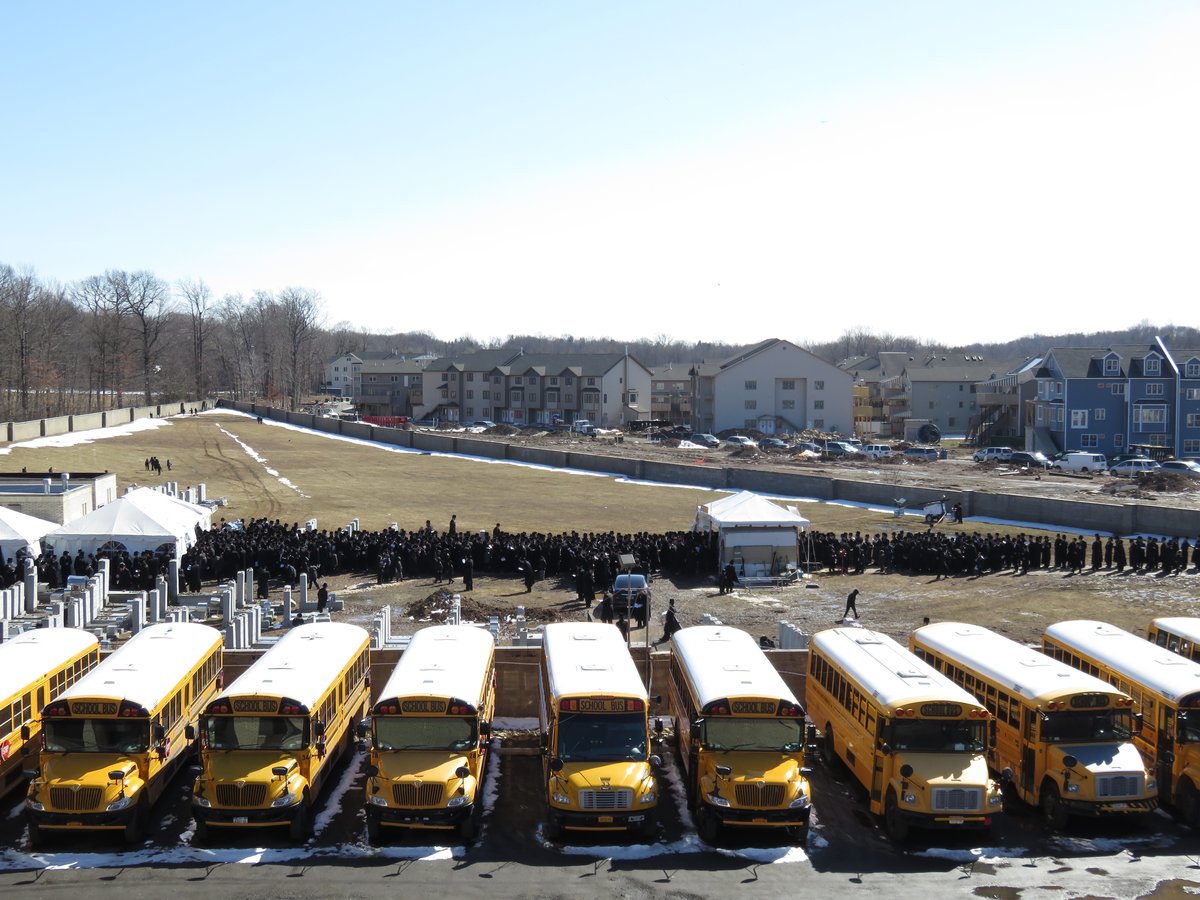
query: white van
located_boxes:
[863,444,893,460]
[972,446,1013,463]
[1052,452,1108,474]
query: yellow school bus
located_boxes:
[363,624,496,842]
[668,626,812,843]
[0,628,99,801]
[25,622,223,846]
[1148,617,1200,663]
[807,627,1002,841]
[192,622,370,841]
[539,622,659,841]
[911,622,1156,829]
[1044,619,1200,826]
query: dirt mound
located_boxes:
[405,589,563,626]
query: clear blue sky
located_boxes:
[3,3,1198,346]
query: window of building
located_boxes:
[1081,434,1099,448]
[1146,383,1164,396]
[782,399,795,410]
[1094,408,1106,421]
[1187,413,1200,428]
[781,380,795,390]
[745,399,757,410]
[1056,407,1064,424]
[587,377,597,386]
[1114,433,1125,448]
[928,401,935,409]
[745,380,757,390]
[814,400,824,410]
[1184,439,1200,454]
[1188,388,1200,400]
[1112,383,1125,396]
[1187,362,1200,378]
[513,376,522,385]
[466,373,474,381]
[815,381,824,390]
[813,418,824,429]
[1134,405,1167,426]
[1104,356,1119,375]
[948,417,956,427]
[493,375,501,384]
[482,390,490,399]
[1145,356,1161,375]
[744,419,757,429]
[566,393,574,402]
[466,390,473,399]
[550,376,559,385]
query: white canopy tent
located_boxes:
[0,506,58,562]
[693,490,811,581]
[121,486,212,534]
[45,492,205,560]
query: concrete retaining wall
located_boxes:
[217,400,1200,538]
[5,399,211,445]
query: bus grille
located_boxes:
[215,783,268,807]
[1096,775,1142,798]
[393,783,445,807]
[579,789,633,810]
[734,784,785,807]
[932,788,982,812]
[50,787,103,811]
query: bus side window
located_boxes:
[1023,708,1037,741]
[1154,631,1168,647]
[1169,638,1180,652]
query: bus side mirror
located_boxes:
[20,725,31,742]
[272,765,289,778]
[715,765,732,778]
[690,722,702,742]
[364,764,379,778]
[480,722,492,737]
[152,725,166,742]
[539,732,549,750]
[357,720,371,739]
[654,718,664,736]
[988,720,997,747]
[550,758,564,773]
[1062,754,1078,770]
[314,721,326,739]
[185,725,196,741]
[1000,767,1013,784]
[1134,713,1144,731]
[455,766,470,780]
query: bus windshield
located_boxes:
[1041,709,1134,743]
[43,719,149,754]
[557,713,646,762]
[375,716,476,751]
[703,717,803,752]
[889,719,986,753]
[203,716,307,751]
[1178,711,1200,744]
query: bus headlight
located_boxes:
[789,788,810,809]
[26,800,44,812]
[988,793,1003,807]
[107,795,135,812]
[640,791,657,805]
[902,793,917,805]
[369,795,389,807]
[707,793,730,808]
[194,795,211,808]
[1065,783,1080,794]
[447,795,468,808]
[1147,779,1157,793]
[552,792,571,805]
[272,790,301,808]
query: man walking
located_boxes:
[841,588,859,622]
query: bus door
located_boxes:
[1020,707,1038,799]
[1157,707,1175,802]
[871,716,887,805]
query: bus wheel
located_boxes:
[1040,783,1069,830]
[884,790,910,842]
[289,798,310,841]
[27,822,42,850]
[786,824,808,846]
[820,727,840,772]
[544,816,563,842]
[697,807,720,844]
[123,799,146,844]
[365,814,381,844]
[193,818,209,844]
[1178,781,1200,828]
[458,811,477,842]
[636,816,657,842]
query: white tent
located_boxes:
[121,486,212,535]
[45,494,202,559]
[0,506,58,562]
[693,490,811,581]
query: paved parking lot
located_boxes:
[2,734,1198,898]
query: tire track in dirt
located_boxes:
[200,425,283,520]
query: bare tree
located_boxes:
[178,278,213,398]
[108,270,172,403]
[277,287,323,410]
[74,273,126,409]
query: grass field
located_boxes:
[4,409,1197,646]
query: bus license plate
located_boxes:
[597,816,613,823]
[233,816,249,824]
[949,817,964,825]
[1111,803,1128,809]
[753,818,768,824]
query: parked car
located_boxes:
[790,441,823,455]
[1007,451,1051,469]
[972,446,1014,463]
[471,419,496,429]
[822,441,860,458]
[725,435,758,449]
[903,446,941,461]
[1109,459,1162,478]
[1052,452,1108,474]
[609,573,650,620]
[689,433,720,448]
[1108,451,1150,466]
[759,437,789,451]
[862,444,893,460]
[1160,459,1200,479]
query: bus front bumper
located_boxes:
[551,809,654,832]
[1061,797,1157,817]
[26,808,132,831]
[368,802,474,830]
[711,805,812,829]
[891,808,995,830]
[193,804,296,828]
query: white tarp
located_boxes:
[45,492,204,559]
[692,491,810,578]
[121,486,213,534]
[0,506,58,561]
